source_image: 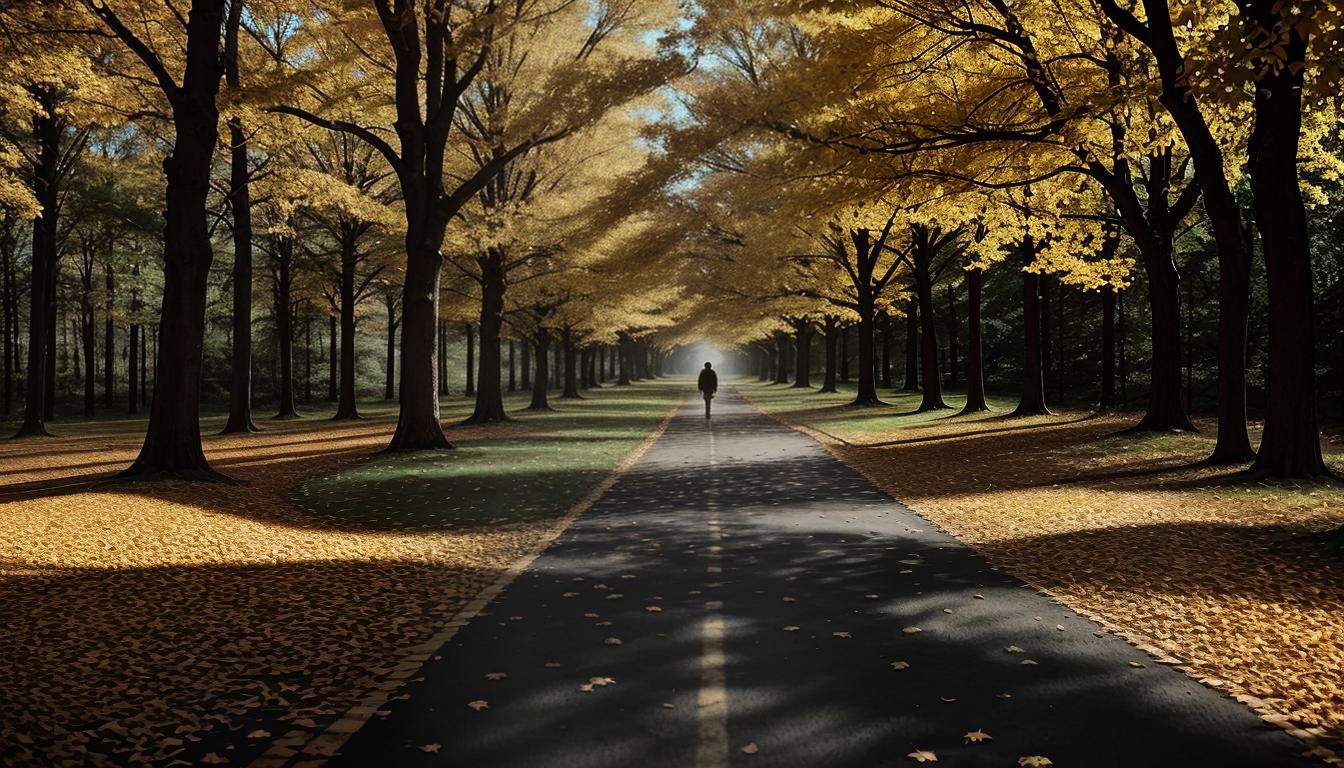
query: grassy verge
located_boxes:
[738,377,1344,755]
[299,381,686,529]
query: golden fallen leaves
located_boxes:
[890,661,910,670]
[902,626,923,635]
[964,729,992,743]
[907,749,938,762]
[741,742,759,755]
[467,700,489,711]
[784,404,1344,752]
[1018,757,1052,767]
[577,676,616,693]
[783,625,800,632]
[484,672,507,681]
[832,631,851,639]
[420,743,442,753]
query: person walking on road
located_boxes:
[697,362,718,419]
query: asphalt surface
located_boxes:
[325,387,1320,768]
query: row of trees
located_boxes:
[0,0,689,478]
[659,0,1342,478]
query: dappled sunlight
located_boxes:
[747,382,1344,748]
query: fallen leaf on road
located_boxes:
[964,730,992,743]
[903,627,922,635]
[484,672,507,680]
[1005,645,1025,654]
[783,625,800,632]
[907,749,938,762]
[420,744,442,753]
[1021,659,1038,666]
[645,606,662,612]
[589,676,616,687]
[741,742,759,755]
[833,631,851,639]
[201,753,227,765]
[247,730,270,739]
[605,637,623,646]
[467,700,489,711]
[1018,757,1053,767]
[891,661,910,670]
[1128,661,1146,668]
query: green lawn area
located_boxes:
[733,377,1021,444]
[297,380,687,530]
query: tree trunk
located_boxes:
[81,271,95,418]
[528,329,552,410]
[961,268,989,414]
[773,332,789,385]
[914,260,947,411]
[1012,264,1050,416]
[128,317,138,414]
[508,340,517,392]
[117,0,229,477]
[327,313,338,401]
[383,303,396,401]
[304,316,312,402]
[881,313,893,388]
[521,340,532,390]
[1,230,14,417]
[438,319,448,396]
[902,298,919,392]
[464,323,475,397]
[467,258,507,423]
[220,0,257,434]
[946,283,958,389]
[386,214,451,451]
[103,263,114,407]
[1041,276,1053,399]
[15,88,61,438]
[1100,285,1116,408]
[333,228,361,419]
[791,321,812,388]
[274,238,299,419]
[853,293,883,406]
[820,318,839,393]
[617,335,632,385]
[1118,287,1129,407]
[1134,260,1193,431]
[1246,23,1325,476]
[839,327,850,383]
[561,330,581,399]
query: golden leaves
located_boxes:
[1018,757,1053,767]
[890,661,910,670]
[467,700,489,712]
[963,729,992,743]
[907,749,938,762]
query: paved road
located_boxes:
[324,388,1319,767]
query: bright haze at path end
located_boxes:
[674,342,734,376]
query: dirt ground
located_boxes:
[743,385,1344,761]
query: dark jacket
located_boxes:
[698,369,718,395]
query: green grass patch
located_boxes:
[735,378,1019,444]
[297,380,686,530]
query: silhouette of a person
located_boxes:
[697,362,718,419]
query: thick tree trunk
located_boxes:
[221,140,256,430]
[467,259,507,423]
[791,322,812,388]
[961,268,989,414]
[304,316,312,402]
[914,261,947,411]
[561,330,581,399]
[853,294,883,406]
[15,89,60,438]
[1134,262,1192,431]
[1118,288,1129,407]
[333,229,361,419]
[273,239,299,419]
[1041,276,1053,398]
[1246,27,1325,476]
[438,319,448,396]
[1100,285,1116,409]
[1,231,14,417]
[528,330,553,410]
[386,194,450,450]
[820,318,839,393]
[118,0,228,477]
[81,283,95,417]
[902,298,919,392]
[128,318,139,414]
[1012,266,1050,416]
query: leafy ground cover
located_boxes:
[740,379,1344,758]
[0,381,683,766]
